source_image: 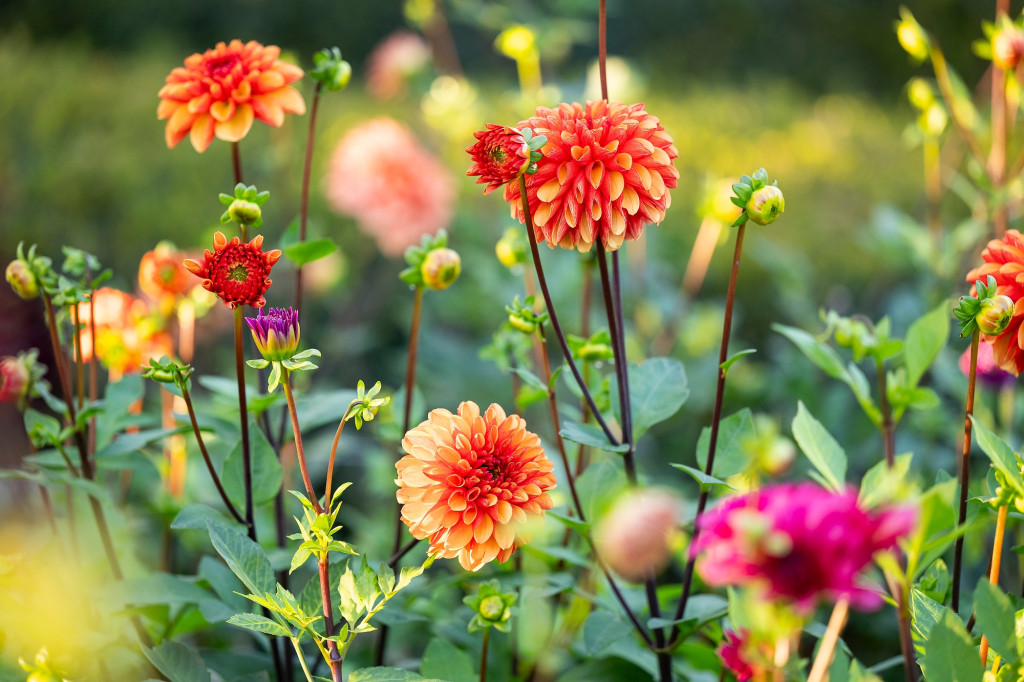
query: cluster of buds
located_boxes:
[955,275,1014,338]
[506,295,548,336]
[567,329,615,363]
[399,230,462,291]
[464,579,517,633]
[245,307,321,392]
[906,77,947,138]
[310,47,352,92]
[976,15,1024,70]
[5,242,52,300]
[220,183,270,228]
[730,169,785,227]
[824,311,902,363]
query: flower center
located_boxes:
[227,263,250,283]
[207,54,241,78]
[487,145,507,165]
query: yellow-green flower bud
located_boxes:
[745,186,785,226]
[421,248,461,290]
[5,260,39,300]
[508,313,539,334]
[907,78,935,110]
[479,595,505,621]
[227,199,262,226]
[896,10,930,62]
[977,294,1015,336]
[495,227,528,268]
[993,26,1024,70]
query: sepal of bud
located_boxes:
[311,47,352,92]
[219,183,270,227]
[567,330,614,362]
[5,260,38,300]
[464,579,516,633]
[421,248,461,290]
[955,275,1012,337]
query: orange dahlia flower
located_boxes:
[158,39,306,153]
[139,242,196,315]
[78,288,173,379]
[966,229,1024,375]
[396,402,556,571]
[504,101,679,252]
[183,232,282,309]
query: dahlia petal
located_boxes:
[474,514,494,543]
[251,94,284,127]
[649,170,666,200]
[534,203,552,226]
[494,522,515,549]
[615,153,633,170]
[448,490,468,511]
[275,61,305,84]
[215,103,254,142]
[494,500,513,524]
[635,164,652,191]
[537,180,561,203]
[189,113,216,152]
[446,522,474,549]
[608,171,625,201]
[209,99,236,123]
[462,507,478,524]
[157,98,181,120]
[621,187,640,215]
[266,86,306,116]
[650,147,671,166]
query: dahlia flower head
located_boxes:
[966,229,1024,376]
[396,401,556,571]
[78,288,173,379]
[245,307,299,363]
[0,355,31,406]
[503,100,679,252]
[325,118,455,257]
[691,483,916,612]
[158,39,306,153]
[466,124,532,194]
[183,232,282,309]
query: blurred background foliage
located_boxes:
[0,0,1009,676]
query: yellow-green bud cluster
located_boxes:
[729,168,784,227]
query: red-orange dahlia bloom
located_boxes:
[966,229,1024,376]
[158,39,306,153]
[396,402,556,571]
[139,242,196,316]
[504,100,679,252]
[183,232,282,309]
[78,288,174,379]
[466,124,531,194]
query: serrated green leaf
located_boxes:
[720,348,756,375]
[792,402,847,492]
[904,301,951,388]
[222,427,283,507]
[921,609,984,682]
[206,522,274,596]
[227,612,292,637]
[971,416,1024,498]
[143,640,212,682]
[773,323,847,380]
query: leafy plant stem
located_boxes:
[233,305,257,539]
[71,302,84,414]
[875,359,896,468]
[930,48,985,163]
[283,372,322,514]
[979,503,1009,665]
[293,81,323,312]
[952,330,979,612]
[519,174,619,446]
[479,626,490,682]
[576,261,594,477]
[177,371,246,524]
[596,244,634,482]
[290,637,315,682]
[669,222,747,644]
[319,556,343,682]
[806,596,850,682]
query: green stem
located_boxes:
[291,637,315,682]
[876,359,896,469]
[233,306,256,539]
[952,330,979,612]
[319,556,343,682]
[479,627,491,682]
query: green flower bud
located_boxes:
[993,26,1024,70]
[479,595,505,621]
[907,78,935,110]
[977,294,1015,336]
[227,199,262,226]
[896,9,930,62]
[5,260,39,300]
[745,185,785,226]
[311,47,352,92]
[421,248,461,290]
[495,227,528,268]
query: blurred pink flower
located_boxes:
[595,489,681,582]
[366,31,431,100]
[960,340,1015,389]
[719,630,755,681]
[692,483,915,612]
[325,118,455,257]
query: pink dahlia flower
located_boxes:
[692,483,916,612]
[325,118,455,257]
[960,341,1015,389]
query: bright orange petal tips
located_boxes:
[966,229,1024,376]
[396,402,556,571]
[158,39,306,153]
[504,101,679,253]
[184,231,282,309]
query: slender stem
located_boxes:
[178,376,246,525]
[293,82,323,313]
[37,483,58,534]
[876,359,896,469]
[319,557,343,681]
[389,537,422,568]
[575,262,594,477]
[807,597,850,682]
[88,292,98,453]
[598,0,608,101]
[670,223,747,643]
[990,54,1009,237]
[71,303,84,413]
[931,48,986,163]
[538,325,586,518]
[952,331,980,612]
[283,373,322,514]
[291,637,315,682]
[597,246,635,482]
[980,504,1010,665]
[232,141,243,185]
[885,571,918,682]
[324,418,346,507]
[479,627,491,682]
[519,175,619,445]
[233,307,257,539]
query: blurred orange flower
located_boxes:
[505,101,679,252]
[966,229,1024,376]
[78,288,173,378]
[139,242,195,315]
[158,39,306,153]
[396,402,556,571]
[324,118,455,256]
[184,232,281,309]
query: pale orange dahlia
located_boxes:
[966,229,1024,375]
[504,101,679,252]
[158,39,306,153]
[396,402,556,571]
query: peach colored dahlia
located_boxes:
[396,402,556,571]
[504,100,679,252]
[158,39,305,153]
[183,232,281,309]
[966,229,1024,376]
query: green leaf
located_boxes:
[921,610,984,682]
[283,239,338,266]
[143,640,212,682]
[720,348,756,375]
[910,588,944,659]
[94,427,185,459]
[546,509,591,536]
[348,668,435,682]
[971,416,1024,498]
[904,301,951,388]
[420,638,475,682]
[559,420,628,453]
[222,427,283,507]
[629,357,689,439]
[511,367,548,393]
[773,324,847,380]
[670,463,734,493]
[792,402,847,491]
[859,453,912,509]
[973,578,1018,660]
[695,408,755,478]
[582,610,623,655]
[206,522,275,596]
[227,613,292,637]
[576,456,627,521]
[171,504,237,535]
